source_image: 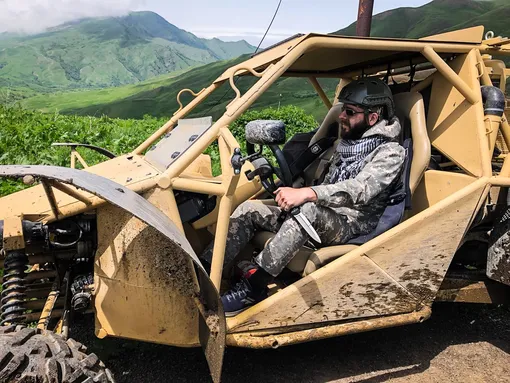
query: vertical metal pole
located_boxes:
[309,77,333,109]
[356,0,375,37]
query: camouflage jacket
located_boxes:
[310,117,405,236]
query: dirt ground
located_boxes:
[72,303,510,383]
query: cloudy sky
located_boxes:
[2,0,433,46]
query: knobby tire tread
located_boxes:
[0,326,114,383]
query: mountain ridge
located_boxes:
[333,0,497,38]
[19,0,510,121]
[0,11,255,91]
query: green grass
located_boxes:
[334,0,498,38]
[0,105,165,195]
[57,55,338,122]
[20,68,192,113]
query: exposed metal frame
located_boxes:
[227,306,431,349]
[5,30,510,353]
[129,34,510,285]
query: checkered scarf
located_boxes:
[329,135,387,183]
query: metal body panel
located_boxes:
[0,156,159,221]
[365,184,488,305]
[94,204,200,346]
[0,166,225,374]
[420,26,484,43]
[227,179,488,332]
[144,117,213,172]
[426,51,489,177]
[2,217,24,250]
[410,171,477,216]
[230,255,419,332]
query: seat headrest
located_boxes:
[310,103,343,145]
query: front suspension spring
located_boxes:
[1,251,28,325]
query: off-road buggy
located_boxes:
[1,26,510,382]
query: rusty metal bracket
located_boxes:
[37,280,60,330]
[227,306,431,349]
[2,217,24,251]
[48,180,92,206]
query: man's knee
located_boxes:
[231,200,262,219]
[300,201,319,222]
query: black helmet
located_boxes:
[338,78,395,119]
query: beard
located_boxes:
[340,118,369,140]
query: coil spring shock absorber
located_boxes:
[1,250,28,325]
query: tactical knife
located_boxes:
[290,207,321,244]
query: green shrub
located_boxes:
[206,105,319,175]
[229,105,318,142]
[0,105,164,195]
[0,105,318,195]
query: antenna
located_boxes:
[203,0,283,117]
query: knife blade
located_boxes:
[290,207,321,244]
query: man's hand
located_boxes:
[274,187,317,211]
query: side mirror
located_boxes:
[245,120,286,145]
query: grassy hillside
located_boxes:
[334,0,505,38]
[19,0,510,121]
[54,56,338,121]
[0,11,254,92]
[440,1,510,36]
[20,68,192,113]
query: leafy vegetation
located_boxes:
[228,105,318,143]
[0,104,318,195]
[0,105,163,195]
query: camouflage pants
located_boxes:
[202,200,354,277]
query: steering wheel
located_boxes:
[246,142,293,193]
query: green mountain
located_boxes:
[58,56,338,121]
[0,11,254,91]
[21,0,510,121]
[333,0,504,38]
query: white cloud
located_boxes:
[0,0,146,34]
[192,27,298,40]
[191,27,310,48]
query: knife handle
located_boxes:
[290,207,300,216]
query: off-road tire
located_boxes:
[488,207,510,285]
[0,325,115,383]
